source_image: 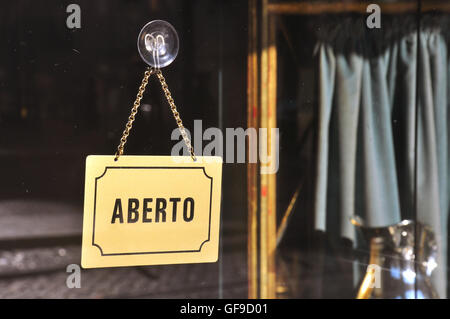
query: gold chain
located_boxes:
[115,67,196,161]
[155,69,196,161]
[115,68,153,160]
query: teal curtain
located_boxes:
[313,15,449,297]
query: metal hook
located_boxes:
[144,33,165,69]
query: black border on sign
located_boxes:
[92,166,213,256]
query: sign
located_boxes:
[81,155,222,268]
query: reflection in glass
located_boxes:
[353,218,439,299]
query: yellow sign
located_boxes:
[81,155,222,268]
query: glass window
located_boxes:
[1,0,449,299]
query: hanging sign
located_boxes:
[81,155,222,268]
[82,20,223,268]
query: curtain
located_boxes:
[313,15,449,298]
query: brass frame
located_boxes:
[247,0,277,299]
[268,1,449,14]
[247,0,258,299]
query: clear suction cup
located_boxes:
[137,20,179,68]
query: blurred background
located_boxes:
[0,0,248,298]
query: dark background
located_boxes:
[0,0,248,298]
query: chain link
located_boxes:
[155,69,196,161]
[114,68,153,160]
[114,67,196,161]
